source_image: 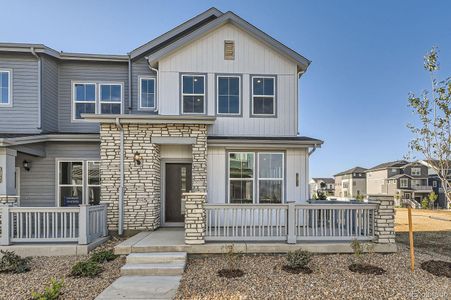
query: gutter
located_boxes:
[115,117,125,235]
[308,146,317,156]
[145,57,159,112]
[30,47,42,130]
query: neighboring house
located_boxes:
[0,8,323,233]
[418,160,450,208]
[366,160,432,207]
[334,167,367,198]
[309,177,334,198]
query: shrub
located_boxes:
[421,197,429,209]
[0,250,31,273]
[286,249,312,269]
[223,244,243,271]
[90,250,118,263]
[350,239,363,262]
[70,260,102,278]
[31,278,64,300]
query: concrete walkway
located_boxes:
[96,275,181,300]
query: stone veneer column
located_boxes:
[369,195,396,244]
[183,192,206,244]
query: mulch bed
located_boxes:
[282,265,313,274]
[348,263,386,275]
[217,269,245,278]
[421,260,451,278]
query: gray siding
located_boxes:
[58,61,128,133]
[41,55,59,132]
[0,53,40,133]
[17,142,100,207]
[131,57,156,113]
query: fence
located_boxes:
[0,204,108,245]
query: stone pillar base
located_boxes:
[183,192,206,245]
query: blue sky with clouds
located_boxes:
[1,0,450,178]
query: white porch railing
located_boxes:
[0,204,108,246]
[205,202,377,242]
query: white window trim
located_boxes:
[228,152,255,204]
[257,152,284,204]
[251,75,276,116]
[411,167,421,176]
[0,69,13,107]
[72,81,97,122]
[87,160,101,205]
[98,82,124,114]
[400,178,409,188]
[138,76,156,111]
[181,74,206,115]
[216,75,241,115]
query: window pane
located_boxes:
[263,78,274,95]
[229,153,254,178]
[229,96,239,113]
[183,95,194,113]
[75,84,85,101]
[182,76,193,94]
[218,96,228,113]
[75,103,95,119]
[86,84,95,100]
[88,162,100,185]
[253,97,274,115]
[88,186,101,205]
[229,77,239,95]
[141,93,154,108]
[193,96,204,113]
[253,77,264,95]
[218,77,228,95]
[100,85,111,100]
[0,87,7,104]
[259,153,283,178]
[1,72,8,88]
[111,85,121,101]
[193,76,204,94]
[142,79,155,94]
[60,186,83,206]
[75,84,95,101]
[59,162,83,185]
[230,180,253,204]
[259,180,282,203]
[101,103,121,114]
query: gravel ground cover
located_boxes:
[0,238,124,300]
[176,244,451,300]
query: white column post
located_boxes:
[78,204,89,245]
[287,202,296,244]
[102,204,108,237]
[0,205,10,245]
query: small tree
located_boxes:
[428,191,438,209]
[407,47,451,208]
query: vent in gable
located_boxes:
[224,40,235,60]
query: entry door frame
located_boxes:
[160,158,192,227]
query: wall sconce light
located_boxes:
[133,152,142,165]
[23,160,31,171]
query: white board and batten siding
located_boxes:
[158,23,299,137]
[207,147,309,204]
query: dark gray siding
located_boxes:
[58,61,128,133]
[0,53,40,133]
[131,57,156,113]
[17,142,100,207]
[41,55,59,132]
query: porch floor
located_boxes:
[114,228,397,254]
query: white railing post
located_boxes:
[78,204,89,245]
[102,204,108,237]
[287,202,296,244]
[0,205,10,245]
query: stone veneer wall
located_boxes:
[369,195,396,244]
[183,192,206,244]
[100,123,208,232]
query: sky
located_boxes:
[1,0,450,178]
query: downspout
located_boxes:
[128,55,132,112]
[115,117,125,235]
[308,146,317,156]
[145,57,159,112]
[30,47,42,130]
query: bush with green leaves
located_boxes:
[31,278,64,300]
[286,249,312,269]
[421,197,429,209]
[90,250,118,263]
[70,260,102,278]
[0,250,31,273]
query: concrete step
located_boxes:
[121,262,186,276]
[126,252,187,264]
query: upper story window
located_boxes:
[100,83,122,114]
[400,178,409,188]
[411,167,421,176]
[217,75,240,115]
[73,83,96,119]
[251,76,276,116]
[72,82,123,120]
[0,69,12,106]
[181,74,205,114]
[139,77,156,110]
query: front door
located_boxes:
[165,163,192,223]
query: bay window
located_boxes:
[228,151,284,204]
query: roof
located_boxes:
[366,160,409,172]
[146,10,310,71]
[388,174,413,180]
[0,133,99,146]
[207,136,323,147]
[0,8,310,69]
[334,167,367,177]
[311,178,335,184]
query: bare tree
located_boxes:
[407,47,451,208]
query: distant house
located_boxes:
[309,178,335,198]
[334,167,367,198]
[418,160,450,209]
[366,160,432,207]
